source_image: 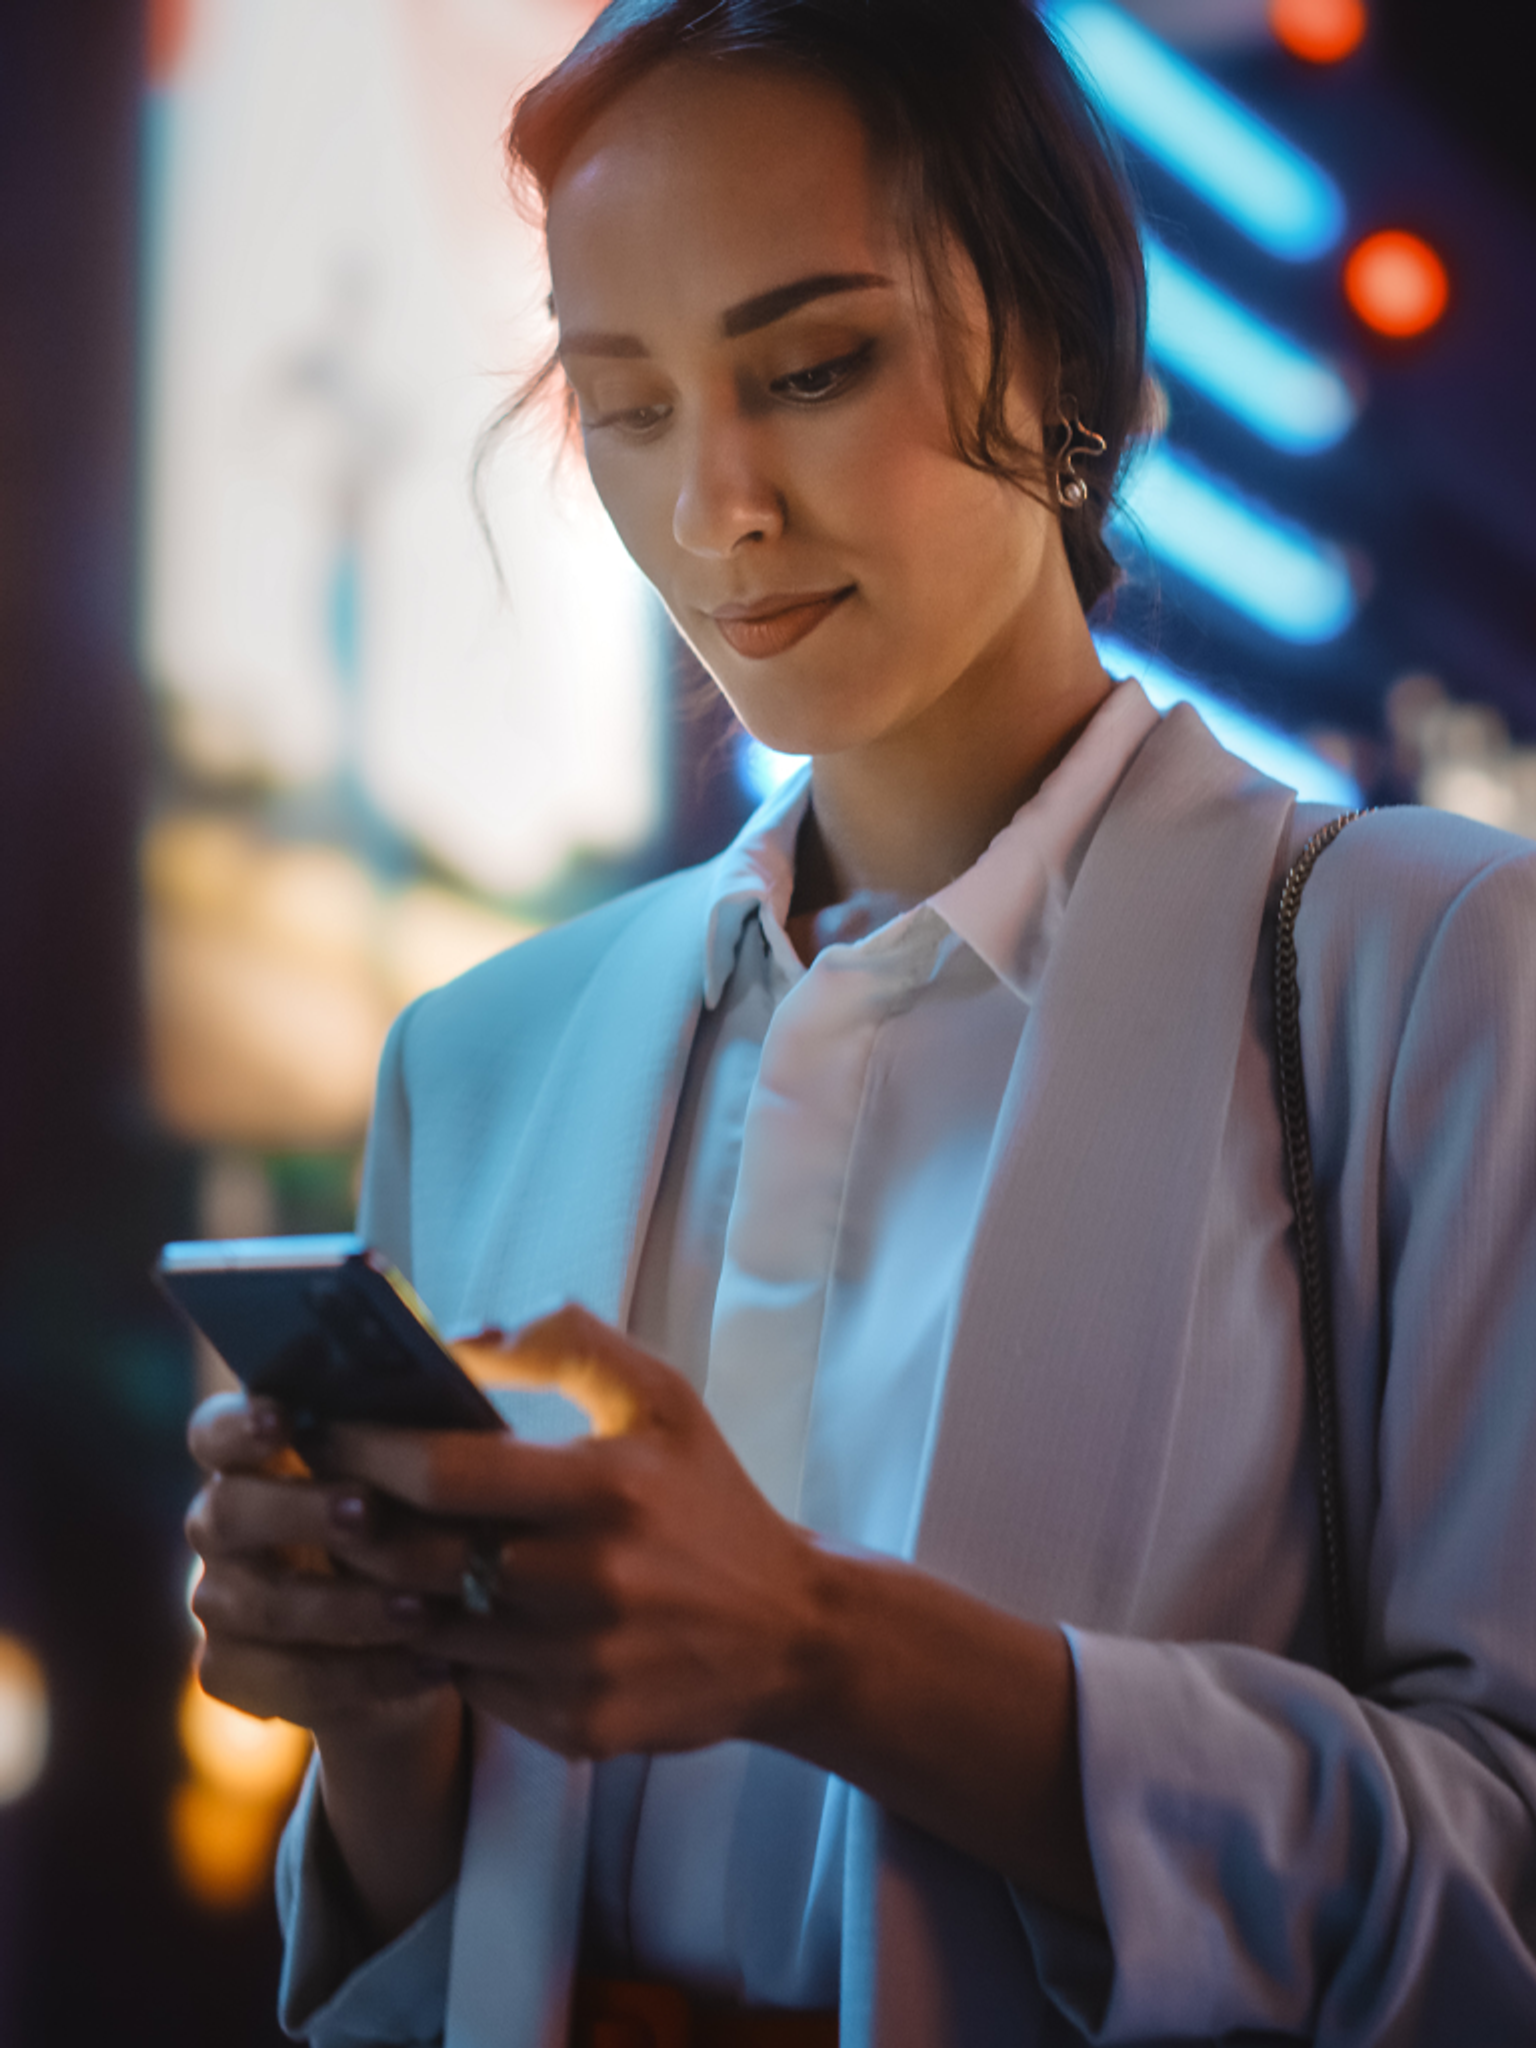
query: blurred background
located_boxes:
[0,0,1531,2037]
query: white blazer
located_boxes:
[332,706,1536,2045]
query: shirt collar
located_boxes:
[702,763,812,1006]
[930,677,1159,1002]
[699,680,1159,1009]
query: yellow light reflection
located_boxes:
[178,1670,309,1801]
[172,1669,311,1910]
[170,1778,286,1912]
[145,815,533,1146]
[0,1634,49,1805]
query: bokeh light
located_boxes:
[1344,229,1450,337]
[0,1634,50,1804]
[1269,0,1368,65]
[1145,234,1358,453]
[144,818,532,1146]
[170,1778,289,1912]
[1045,0,1345,259]
[1116,447,1357,644]
[172,1670,310,1908]
[177,1669,309,1802]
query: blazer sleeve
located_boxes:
[1032,842,1536,2042]
[275,1758,454,2046]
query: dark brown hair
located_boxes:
[502,0,1146,613]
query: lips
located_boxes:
[709,588,853,659]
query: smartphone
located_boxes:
[156,1234,504,1435]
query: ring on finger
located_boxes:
[460,1526,506,1617]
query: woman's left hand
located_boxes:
[322,1305,826,1760]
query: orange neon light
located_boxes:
[1343,230,1449,338]
[1269,0,1368,64]
[146,0,195,85]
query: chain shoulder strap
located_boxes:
[1273,811,1368,1691]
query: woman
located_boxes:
[185,2,1536,2042]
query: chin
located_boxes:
[717,670,906,764]
[722,691,845,757]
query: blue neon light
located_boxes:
[1043,2,1345,261]
[1095,634,1361,805]
[736,630,1362,808]
[1145,238,1357,453]
[1116,445,1356,643]
[738,731,810,805]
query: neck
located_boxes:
[790,605,1111,921]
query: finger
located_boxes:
[325,1503,481,1599]
[450,1304,689,1440]
[334,1526,620,1624]
[324,1419,631,1524]
[195,1638,449,1728]
[327,1306,699,1520]
[453,1667,595,1759]
[193,1554,429,1651]
[397,1526,660,1658]
[440,1642,649,1763]
[452,1530,634,1629]
[188,1471,353,1562]
[189,1390,293,1476]
[404,1605,603,1682]
[504,1303,690,1430]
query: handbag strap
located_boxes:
[1273,811,1366,1691]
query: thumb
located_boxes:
[446,1305,655,1439]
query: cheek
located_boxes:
[814,369,1032,589]
[581,445,676,587]
[857,452,1050,641]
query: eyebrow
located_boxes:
[557,271,892,359]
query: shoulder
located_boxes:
[1287,808,1536,1184]
[1301,800,1536,901]
[1294,804,1536,1015]
[385,858,715,1088]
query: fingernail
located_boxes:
[329,1494,368,1531]
[247,1403,285,1445]
[388,1593,426,1622]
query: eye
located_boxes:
[586,399,673,437]
[770,341,875,403]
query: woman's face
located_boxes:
[545,58,1072,763]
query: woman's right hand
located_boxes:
[185,1391,470,1942]
[185,1390,447,1734]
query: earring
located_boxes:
[1055,408,1107,509]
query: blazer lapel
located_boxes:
[911,705,1296,1621]
[453,865,713,1340]
[444,867,709,2048]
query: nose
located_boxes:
[671,407,785,557]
